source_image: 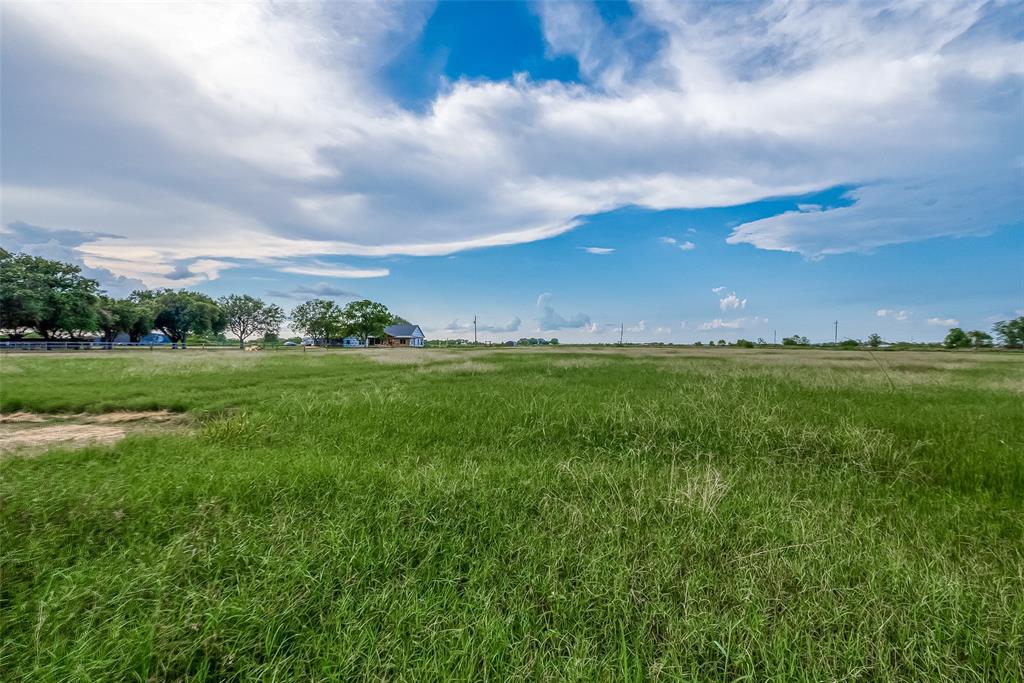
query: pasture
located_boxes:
[1,347,1022,681]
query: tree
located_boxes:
[549,338,559,345]
[291,299,343,346]
[782,335,809,346]
[97,296,138,343]
[867,333,882,348]
[122,292,158,342]
[0,249,100,339]
[340,299,394,344]
[943,327,970,349]
[966,330,992,348]
[219,294,285,349]
[152,290,226,348]
[992,316,1024,349]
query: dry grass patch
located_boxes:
[0,410,187,456]
[417,360,499,374]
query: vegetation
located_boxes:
[0,252,405,347]
[993,317,1024,348]
[1,348,1021,681]
[219,295,284,350]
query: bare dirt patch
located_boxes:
[1,410,187,456]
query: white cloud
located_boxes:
[444,317,521,334]
[654,326,671,334]
[659,237,695,250]
[581,246,614,254]
[2,0,1020,279]
[719,292,747,311]
[712,286,727,294]
[626,320,647,333]
[877,309,911,321]
[698,316,766,331]
[536,293,591,331]
[927,317,960,326]
[276,263,390,279]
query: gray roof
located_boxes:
[383,324,422,337]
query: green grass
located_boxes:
[2,347,1022,681]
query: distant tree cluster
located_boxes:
[1,250,406,347]
[289,298,403,346]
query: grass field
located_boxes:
[2,347,1022,681]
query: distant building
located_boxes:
[341,337,365,348]
[382,324,425,347]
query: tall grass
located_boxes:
[2,348,1022,680]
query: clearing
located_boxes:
[1,347,1022,681]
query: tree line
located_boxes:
[0,250,405,348]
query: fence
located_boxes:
[0,341,252,352]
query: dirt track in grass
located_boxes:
[0,410,186,455]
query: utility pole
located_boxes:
[620,323,624,345]
[773,330,777,345]
[834,320,839,344]
[473,315,477,345]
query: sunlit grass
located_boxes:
[2,348,1022,680]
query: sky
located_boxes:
[1,0,1022,343]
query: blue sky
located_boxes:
[2,0,1022,342]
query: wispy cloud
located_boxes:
[698,316,766,331]
[581,246,614,254]
[927,317,959,327]
[877,309,910,321]
[446,317,522,333]
[659,236,695,251]
[277,263,389,279]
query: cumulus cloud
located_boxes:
[1,0,1020,282]
[626,320,647,333]
[712,286,727,294]
[719,292,747,311]
[536,293,591,331]
[658,237,678,245]
[927,317,960,326]
[581,246,614,254]
[654,326,671,334]
[677,241,696,251]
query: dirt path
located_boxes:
[1,410,186,456]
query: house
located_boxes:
[382,324,425,347]
[341,337,365,348]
